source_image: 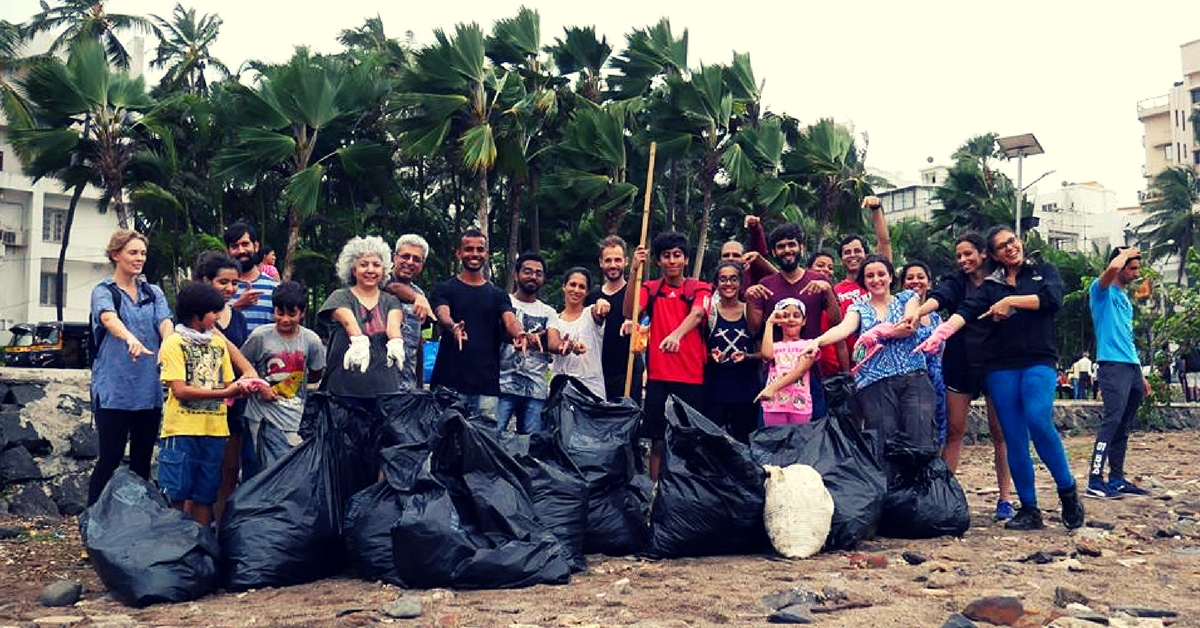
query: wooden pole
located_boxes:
[625,142,657,398]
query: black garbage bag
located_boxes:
[377,388,461,447]
[298,393,383,500]
[504,433,589,571]
[647,396,769,558]
[219,395,343,591]
[81,468,219,607]
[543,375,648,556]
[343,445,428,584]
[390,410,573,589]
[750,414,886,551]
[878,441,970,539]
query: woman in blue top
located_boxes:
[809,255,935,458]
[914,226,1084,532]
[87,229,174,506]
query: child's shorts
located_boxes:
[158,435,225,505]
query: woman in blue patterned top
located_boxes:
[808,255,937,459]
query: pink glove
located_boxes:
[851,323,897,376]
[236,377,270,393]
[915,321,955,355]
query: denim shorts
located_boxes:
[158,435,225,505]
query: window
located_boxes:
[1041,202,1058,212]
[0,150,4,171]
[42,208,67,243]
[39,272,66,307]
[1166,145,1176,162]
[1192,88,1200,104]
[1194,150,1200,166]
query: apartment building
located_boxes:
[1136,38,1200,202]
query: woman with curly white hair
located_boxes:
[318,236,406,397]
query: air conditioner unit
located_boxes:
[1,229,27,246]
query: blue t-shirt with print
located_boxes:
[849,289,926,390]
[1089,278,1139,365]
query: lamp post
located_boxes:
[996,133,1044,240]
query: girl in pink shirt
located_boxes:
[757,298,817,424]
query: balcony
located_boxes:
[1138,95,1170,120]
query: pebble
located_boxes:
[760,588,820,610]
[381,594,421,619]
[0,525,23,539]
[963,596,1024,626]
[901,551,929,565]
[38,581,82,607]
[1076,539,1104,557]
[941,613,979,628]
[612,577,631,595]
[31,618,85,626]
[1048,618,1109,628]
[1053,586,1089,608]
[767,604,814,624]
[1110,607,1178,618]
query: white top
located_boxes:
[549,305,606,398]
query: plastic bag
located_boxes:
[762,464,834,559]
[504,433,590,571]
[82,468,219,607]
[343,445,428,584]
[750,414,886,551]
[390,411,573,589]
[377,388,461,447]
[647,396,769,558]
[219,394,344,591]
[542,375,648,556]
[878,441,970,539]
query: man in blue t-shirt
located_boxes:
[225,222,280,333]
[1086,246,1151,500]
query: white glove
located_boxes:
[343,335,371,373]
[386,337,406,368]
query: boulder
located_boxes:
[51,473,89,516]
[8,383,46,406]
[0,446,42,484]
[68,424,98,459]
[39,580,83,607]
[8,483,60,518]
[963,596,1024,626]
[0,411,52,455]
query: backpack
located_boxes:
[642,278,706,322]
[89,281,154,358]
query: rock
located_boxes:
[30,617,85,626]
[49,474,88,517]
[0,412,51,455]
[1110,607,1178,618]
[941,613,978,628]
[1110,617,1165,628]
[1086,520,1116,530]
[1060,559,1089,572]
[8,483,59,518]
[0,524,22,539]
[1021,550,1056,564]
[767,604,814,624]
[761,588,820,610]
[902,551,930,565]
[846,552,888,568]
[66,425,97,460]
[1048,619,1109,628]
[612,577,631,595]
[1054,586,1089,608]
[963,596,1024,626]
[38,581,82,607]
[0,446,42,483]
[1076,539,1103,557]
[820,586,847,603]
[1153,528,1181,538]
[8,384,46,406]
[380,595,421,619]
[56,396,84,416]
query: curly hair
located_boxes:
[336,236,393,285]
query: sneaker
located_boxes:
[1108,478,1151,497]
[995,500,1016,521]
[1059,484,1086,530]
[1084,478,1124,500]
[1004,506,1044,531]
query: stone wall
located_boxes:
[962,399,1200,442]
[0,367,95,518]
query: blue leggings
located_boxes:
[985,365,1076,508]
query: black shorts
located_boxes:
[640,380,704,441]
[943,363,987,399]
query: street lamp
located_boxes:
[996,133,1044,240]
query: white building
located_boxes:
[1030,181,1124,253]
[875,164,948,223]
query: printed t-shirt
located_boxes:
[499,296,558,400]
[549,306,606,398]
[159,334,235,437]
[430,278,514,396]
[638,278,712,385]
[848,289,926,390]
[762,338,814,418]
[704,309,761,405]
[318,288,405,397]
[242,324,326,432]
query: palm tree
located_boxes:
[337,15,411,76]
[23,0,153,70]
[606,18,687,99]
[546,26,611,103]
[931,133,1017,235]
[783,118,876,248]
[10,40,154,320]
[1137,166,1200,284]
[1,19,34,128]
[214,49,391,280]
[148,4,230,96]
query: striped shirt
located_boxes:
[232,273,280,334]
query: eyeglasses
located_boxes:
[995,236,1020,251]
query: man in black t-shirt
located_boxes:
[430,229,525,420]
[585,235,644,402]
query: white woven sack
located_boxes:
[762,464,834,559]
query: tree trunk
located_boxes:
[56,183,87,322]
[506,177,522,293]
[478,168,491,279]
[282,204,300,281]
[692,174,714,279]
[667,160,678,230]
[529,174,540,252]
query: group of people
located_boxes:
[85,196,1154,535]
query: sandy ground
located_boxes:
[2,431,1199,628]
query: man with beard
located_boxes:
[746,223,845,417]
[496,252,558,435]
[833,196,892,355]
[385,234,432,389]
[586,236,644,402]
[225,223,280,333]
[431,229,526,420]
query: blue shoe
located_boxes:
[1108,478,1150,497]
[995,500,1016,521]
[1085,478,1123,500]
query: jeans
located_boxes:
[88,407,161,506]
[459,394,500,433]
[496,394,545,435]
[1090,362,1145,480]
[986,365,1076,508]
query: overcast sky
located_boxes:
[6,0,1200,206]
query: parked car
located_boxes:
[5,322,93,369]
